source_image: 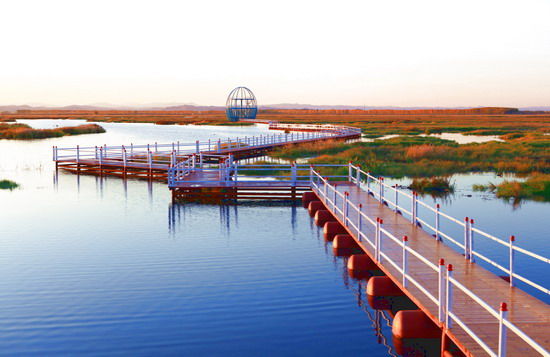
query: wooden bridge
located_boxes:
[53,122,549,356]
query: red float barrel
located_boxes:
[332,234,360,256]
[314,210,334,227]
[392,310,441,339]
[323,221,346,241]
[302,191,317,208]
[367,276,403,296]
[308,201,325,217]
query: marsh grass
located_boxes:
[492,174,550,202]
[0,123,105,140]
[409,177,454,197]
[471,174,550,203]
[5,110,548,137]
[0,179,19,190]
[271,135,549,178]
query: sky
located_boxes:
[1,0,549,107]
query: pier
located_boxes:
[53,122,549,356]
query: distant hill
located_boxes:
[260,104,471,110]
[520,106,550,111]
[1,103,548,114]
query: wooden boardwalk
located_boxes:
[53,123,549,356]
[315,182,549,356]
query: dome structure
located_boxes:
[226,87,257,122]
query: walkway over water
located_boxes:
[52,122,549,356]
[310,167,549,356]
[53,123,361,180]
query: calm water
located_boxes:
[0,120,548,355]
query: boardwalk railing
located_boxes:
[310,169,548,357]
[53,123,361,165]
[168,155,348,187]
[346,164,549,297]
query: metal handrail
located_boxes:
[348,163,549,296]
[310,169,548,357]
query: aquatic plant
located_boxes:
[492,174,550,202]
[271,135,549,178]
[471,174,550,203]
[409,177,454,196]
[0,179,19,190]
[0,123,105,140]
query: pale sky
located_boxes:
[1,0,549,107]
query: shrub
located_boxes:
[0,179,19,190]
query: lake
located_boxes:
[0,120,547,355]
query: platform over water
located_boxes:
[313,170,550,356]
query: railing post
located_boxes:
[469,218,475,263]
[379,219,383,262]
[378,177,383,201]
[130,143,134,157]
[344,192,349,226]
[355,165,361,185]
[196,140,200,154]
[291,163,297,186]
[348,162,352,182]
[324,178,328,197]
[333,183,337,206]
[366,172,371,193]
[394,184,399,211]
[155,142,158,152]
[498,302,508,357]
[123,148,127,168]
[375,218,382,262]
[341,190,346,221]
[358,204,363,241]
[445,264,453,328]
[509,236,515,287]
[217,139,221,153]
[99,147,103,166]
[309,165,313,183]
[435,204,441,241]
[76,145,80,163]
[412,192,417,225]
[402,236,408,288]
[464,217,470,260]
[147,150,152,171]
[438,258,446,323]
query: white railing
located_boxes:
[167,157,349,188]
[346,164,549,297]
[269,122,362,135]
[310,170,548,357]
[53,123,361,166]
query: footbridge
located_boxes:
[53,122,549,356]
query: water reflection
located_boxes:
[168,202,299,236]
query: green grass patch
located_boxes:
[0,179,19,190]
[269,135,549,178]
[409,177,454,196]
